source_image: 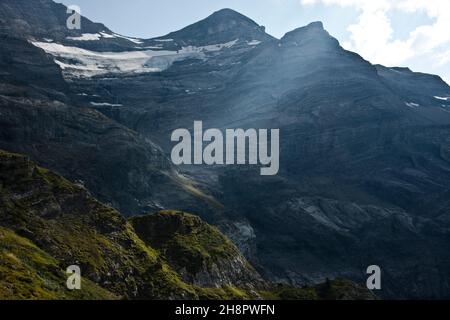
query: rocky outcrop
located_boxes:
[130,211,263,288]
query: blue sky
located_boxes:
[57,0,450,84]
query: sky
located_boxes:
[57,0,450,84]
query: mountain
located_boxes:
[0,0,107,39]
[0,150,374,300]
[0,0,148,52]
[1,0,450,299]
[156,8,274,46]
[0,24,217,217]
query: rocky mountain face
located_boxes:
[1,0,450,299]
[0,20,217,217]
[0,0,142,51]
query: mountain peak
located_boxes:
[210,8,249,18]
[158,8,274,46]
[305,21,324,29]
[281,21,339,47]
[283,21,326,38]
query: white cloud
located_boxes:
[435,50,450,67]
[301,0,450,69]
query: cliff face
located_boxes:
[0,0,139,52]
[0,93,207,216]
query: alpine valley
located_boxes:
[1,0,450,299]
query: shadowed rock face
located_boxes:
[1,0,450,299]
[0,0,105,39]
[0,36,69,100]
[0,89,220,217]
[0,0,147,52]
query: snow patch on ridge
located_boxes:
[99,32,115,39]
[67,33,102,41]
[159,39,239,54]
[66,32,143,44]
[247,40,261,46]
[111,33,143,44]
[90,102,123,107]
[405,102,420,108]
[31,39,239,78]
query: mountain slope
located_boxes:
[0,150,190,298]
[0,150,259,299]
[0,226,117,300]
[0,0,143,51]
[0,0,107,39]
[0,150,374,300]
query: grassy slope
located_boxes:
[0,150,193,299]
[0,226,117,300]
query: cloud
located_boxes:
[435,50,450,67]
[301,0,450,68]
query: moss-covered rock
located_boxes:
[130,211,263,288]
